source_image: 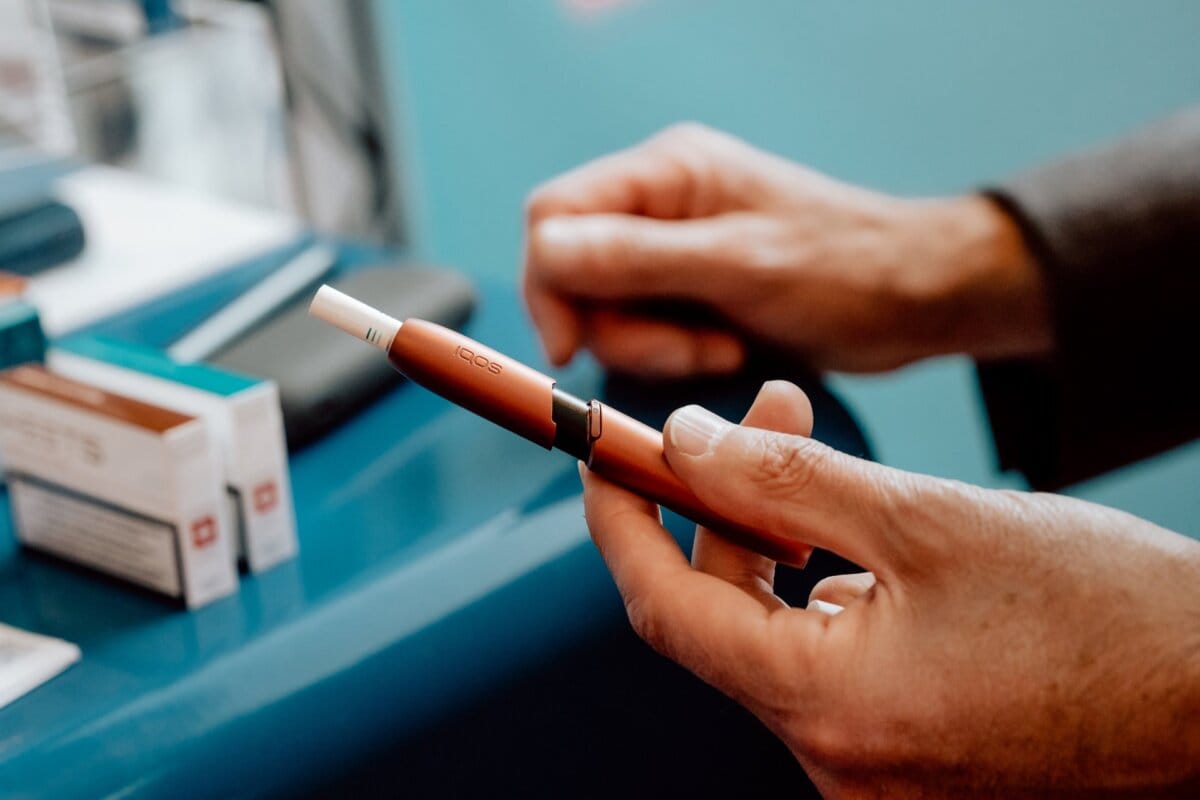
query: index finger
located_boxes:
[525,139,694,224]
[520,143,689,366]
[521,129,708,365]
[521,144,674,365]
[580,464,826,700]
[691,380,815,601]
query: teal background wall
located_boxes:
[374,1,1200,536]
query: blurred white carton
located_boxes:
[0,365,237,607]
[50,336,298,573]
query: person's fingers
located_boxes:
[521,123,753,365]
[525,123,740,223]
[580,463,823,699]
[579,308,744,378]
[524,212,759,365]
[809,572,877,607]
[663,403,935,578]
[723,379,814,437]
[523,213,738,367]
[528,213,758,306]
[689,533,782,611]
[527,143,693,223]
[521,258,583,366]
[692,381,814,608]
[522,138,682,365]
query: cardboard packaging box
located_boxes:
[0,365,237,608]
[50,337,298,573]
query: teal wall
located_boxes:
[375,1,1200,535]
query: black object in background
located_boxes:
[209,266,476,450]
[0,197,87,275]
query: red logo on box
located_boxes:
[252,480,278,514]
[190,516,217,549]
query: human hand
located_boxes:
[525,123,1052,376]
[579,380,1200,797]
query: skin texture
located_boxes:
[580,382,1200,798]
[523,123,1052,376]
[525,125,1200,795]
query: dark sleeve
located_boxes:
[976,108,1200,490]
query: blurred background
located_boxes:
[372,0,1200,533]
[2,1,1198,797]
[6,0,1197,530]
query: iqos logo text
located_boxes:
[454,345,503,374]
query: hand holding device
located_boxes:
[309,284,814,567]
[581,381,1200,796]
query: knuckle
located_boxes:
[751,434,828,496]
[651,124,721,171]
[525,219,553,264]
[624,593,669,654]
[657,121,713,146]
[792,719,864,771]
[523,190,557,225]
[648,123,732,216]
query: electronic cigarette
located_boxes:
[309,285,814,567]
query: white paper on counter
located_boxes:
[0,622,81,709]
[24,164,300,336]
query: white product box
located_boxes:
[0,365,237,608]
[49,336,298,573]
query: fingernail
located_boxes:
[577,460,587,481]
[668,405,729,457]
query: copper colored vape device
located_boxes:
[310,285,810,566]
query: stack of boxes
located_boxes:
[0,290,297,609]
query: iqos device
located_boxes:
[309,284,814,567]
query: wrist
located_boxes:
[894,194,1054,362]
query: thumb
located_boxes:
[664,405,925,578]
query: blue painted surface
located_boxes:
[374,0,1200,535]
[0,237,867,795]
[0,266,594,797]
